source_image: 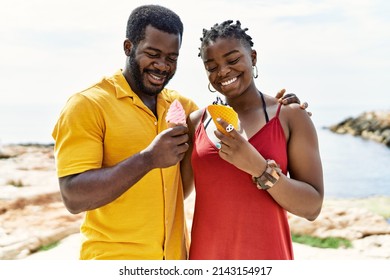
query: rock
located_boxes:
[288,206,390,240]
[0,194,83,260]
[352,235,390,259]
[329,111,390,147]
[288,205,390,259]
[0,144,83,260]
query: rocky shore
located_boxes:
[329,110,390,147]
[0,144,83,260]
[1,144,390,260]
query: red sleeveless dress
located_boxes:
[189,103,293,260]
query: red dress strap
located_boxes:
[275,102,283,118]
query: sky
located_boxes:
[0,0,389,144]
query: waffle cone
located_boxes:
[167,122,177,128]
[207,104,239,135]
[167,122,187,128]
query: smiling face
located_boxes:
[201,37,256,99]
[124,25,180,97]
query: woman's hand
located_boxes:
[214,118,266,177]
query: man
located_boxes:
[52,4,305,260]
[52,5,197,260]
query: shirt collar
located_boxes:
[112,70,134,99]
[111,69,172,116]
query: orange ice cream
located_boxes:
[207,104,239,135]
[166,99,187,127]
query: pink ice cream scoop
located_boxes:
[166,99,186,127]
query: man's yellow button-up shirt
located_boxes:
[52,70,198,259]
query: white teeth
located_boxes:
[221,77,237,86]
[150,74,162,80]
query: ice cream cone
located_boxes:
[207,104,239,135]
[167,122,183,128]
[166,99,187,128]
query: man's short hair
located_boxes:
[126,5,184,46]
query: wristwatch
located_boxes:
[252,159,282,190]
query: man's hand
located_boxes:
[275,89,312,116]
[142,126,189,169]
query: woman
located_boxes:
[181,20,324,260]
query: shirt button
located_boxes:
[154,121,157,125]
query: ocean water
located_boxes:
[313,104,390,199]
[1,103,389,199]
[317,127,390,199]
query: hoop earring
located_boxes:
[252,65,259,79]
[208,83,217,93]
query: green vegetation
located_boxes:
[292,234,352,249]
[38,241,60,251]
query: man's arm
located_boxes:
[60,126,189,214]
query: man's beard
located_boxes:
[129,51,174,96]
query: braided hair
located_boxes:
[199,20,254,58]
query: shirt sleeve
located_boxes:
[52,93,105,178]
